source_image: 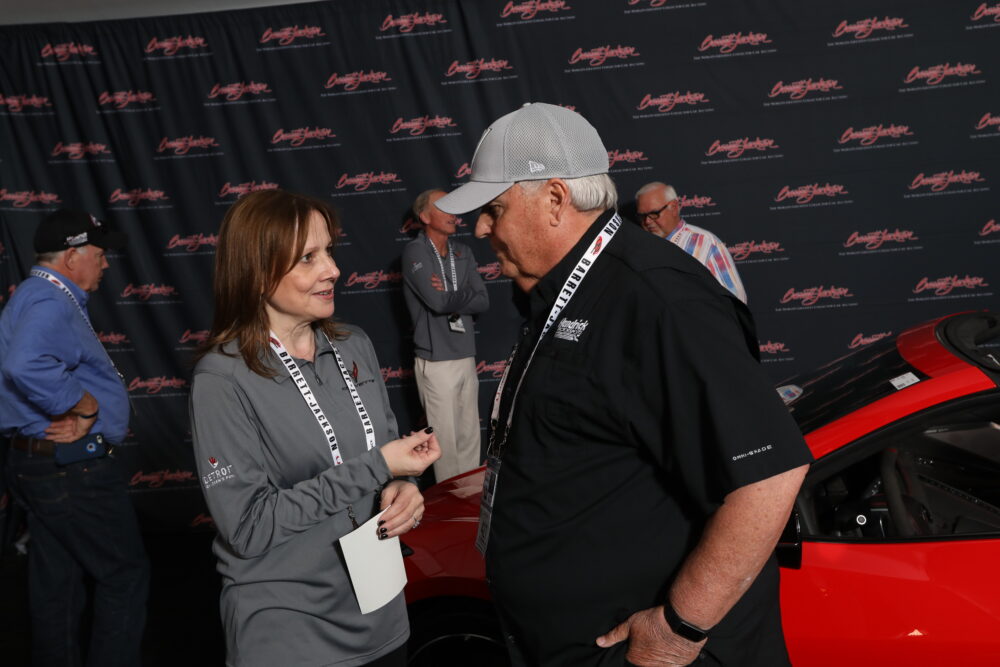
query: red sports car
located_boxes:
[402,311,1000,666]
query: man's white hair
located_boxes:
[635,181,678,202]
[36,246,89,265]
[519,173,618,212]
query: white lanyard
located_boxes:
[487,213,622,458]
[268,332,376,466]
[31,268,125,386]
[426,234,458,291]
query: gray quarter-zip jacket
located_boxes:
[190,325,407,667]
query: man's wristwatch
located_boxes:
[662,601,709,643]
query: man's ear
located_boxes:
[546,178,571,226]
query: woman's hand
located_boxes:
[378,480,424,539]
[380,428,441,477]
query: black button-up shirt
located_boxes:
[485,210,812,665]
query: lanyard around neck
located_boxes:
[487,213,623,458]
[426,234,458,291]
[31,268,125,387]
[268,331,376,466]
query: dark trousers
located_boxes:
[6,447,150,667]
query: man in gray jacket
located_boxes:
[402,189,490,482]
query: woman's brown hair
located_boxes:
[195,189,346,376]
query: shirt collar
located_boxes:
[32,264,90,306]
[666,218,687,243]
[267,327,335,383]
[529,208,617,320]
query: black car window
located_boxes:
[805,419,1000,541]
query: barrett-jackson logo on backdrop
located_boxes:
[771,183,851,209]
[443,58,515,83]
[829,16,911,44]
[324,70,394,93]
[842,229,920,252]
[758,341,792,363]
[128,376,188,395]
[206,81,275,104]
[777,285,856,311]
[377,12,450,38]
[178,329,209,345]
[904,170,987,198]
[108,188,171,209]
[388,115,458,139]
[607,149,652,173]
[155,135,221,159]
[167,233,218,254]
[98,90,158,111]
[968,3,1000,29]
[977,219,1000,245]
[625,0,708,11]
[119,283,180,304]
[477,359,509,379]
[900,63,984,92]
[380,366,414,387]
[0,189,61,209]
[340,270,402,294]
[499,1,574,24]
[270,127,339,151]
[634,90,713,118]
[332,171,404,197]
[97,331,131,346]
[849,331,893,349]
[39,42,98,62]
[217,181,280,202]
[973,112,1000,137]
[50,141,112,162]
[728,240,786,263]
[145,35,208,57]
[695,32,775,59]
[0,93,53,113]
[765,78,845,106]
[567,44,642,69]
[130,470,196,488]
[702,136,781,164]
[679,194,720,218]
[477,262,506,281]
[910,275,991,301]
[259,25,327,48]
[835,123,915,152]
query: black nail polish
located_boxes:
[378,520,385,526]
[380,527,387,534]
[424,426,434,434]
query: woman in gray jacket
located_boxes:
[190,189,440,666]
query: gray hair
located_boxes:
[635,181,678,202]
[35,247,86,265]
[520,173,618,212]
[412,189,443,220]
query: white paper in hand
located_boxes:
[339,507,407,614]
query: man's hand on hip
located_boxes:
[596,606,705,666]
[45,412,97,443]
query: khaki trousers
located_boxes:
[413,356,482,482]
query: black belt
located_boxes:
[11,436,57,457]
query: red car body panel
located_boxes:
[403,313,1000,663]
[781,539,1000,664]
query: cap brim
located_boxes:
[436,180,513,215]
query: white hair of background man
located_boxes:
[519,173,618,213]
[635,181,678,202]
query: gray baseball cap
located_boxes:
[436,102,609,214]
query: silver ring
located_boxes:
[413,518,420,528]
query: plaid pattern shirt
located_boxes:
[667,220,747,303]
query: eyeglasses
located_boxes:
[637,201,674,221]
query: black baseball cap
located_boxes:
[34,209,128,253]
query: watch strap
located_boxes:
[662,601,709,643]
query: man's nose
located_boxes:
[475,214,492,239]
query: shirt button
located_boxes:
[521,326,530,337]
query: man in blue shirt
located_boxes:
[0,209,148,667]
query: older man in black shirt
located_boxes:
[436,103,812,666]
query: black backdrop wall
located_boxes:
[1,0,997,530]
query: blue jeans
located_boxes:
[6,447,149,667]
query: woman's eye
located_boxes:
[300,253,312,263]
